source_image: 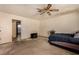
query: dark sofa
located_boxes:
[48,33,79,53]
[48,33,79,44]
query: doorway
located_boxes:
[12,20,21,42]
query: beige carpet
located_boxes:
[0,37,77,55]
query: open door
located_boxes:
[12,20,21,42]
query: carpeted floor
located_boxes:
[0,37,77,55]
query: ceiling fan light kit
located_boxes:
[37,4,59,15]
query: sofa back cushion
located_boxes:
[74,33,79,38]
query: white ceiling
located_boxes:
[0,4,79,20]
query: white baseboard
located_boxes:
[39,35,48,38]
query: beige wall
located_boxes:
[0,12,40,44]
[0,10,79,44]
[39,12,79,37]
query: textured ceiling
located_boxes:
[0,4,79,20]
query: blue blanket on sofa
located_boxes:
[48,34,79,44]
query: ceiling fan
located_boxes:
[37,4,59,15]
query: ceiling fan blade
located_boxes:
[47,12,51,15]
[40,12,45,15]
[49,9,53,11]
[52,9,59,11]
[37,8,42,12]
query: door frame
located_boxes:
[12,19,21,41]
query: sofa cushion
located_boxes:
[49,34,79,44]
[70,38,79,44]
[74,33,79,38]
[49,34,72,42]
